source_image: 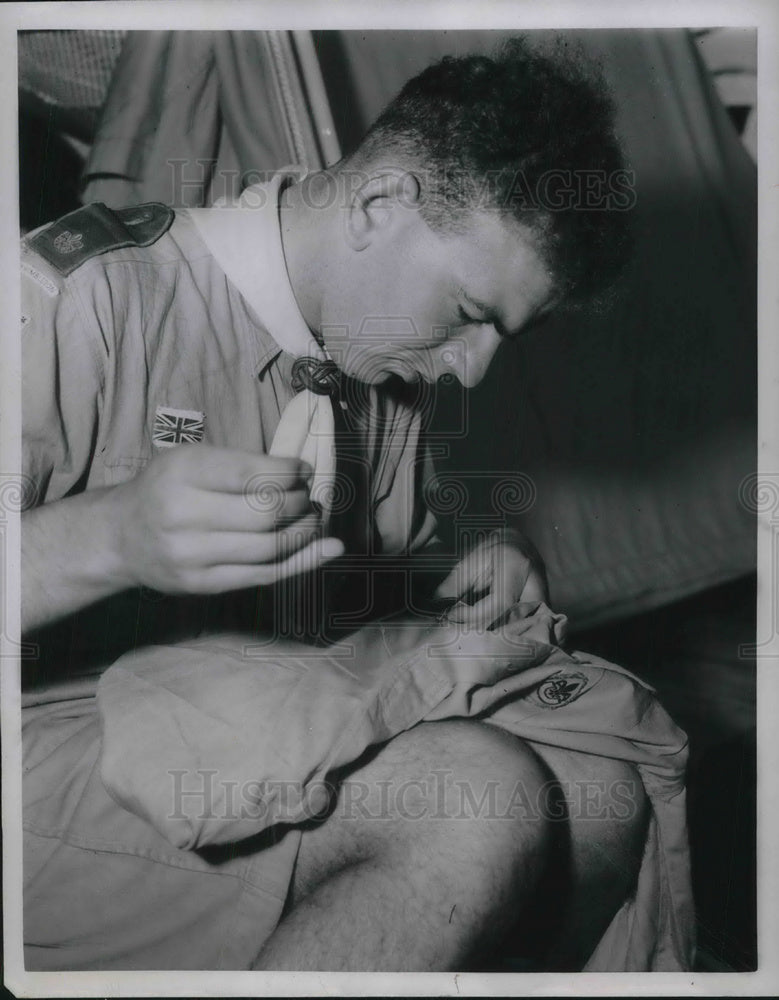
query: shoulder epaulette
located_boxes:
[27,202,175,277]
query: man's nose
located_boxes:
[436,328,503,388]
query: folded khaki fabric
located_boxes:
[97,601,693,970]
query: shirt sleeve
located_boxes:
[21,243,107,508]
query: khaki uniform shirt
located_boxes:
[21,174,437,685]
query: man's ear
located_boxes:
[343,169,422,251]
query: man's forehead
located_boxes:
[451,211,555,310]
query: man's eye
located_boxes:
[456,305,480,325]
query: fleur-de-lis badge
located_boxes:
[53,230,84,254]
[535,671,589,708]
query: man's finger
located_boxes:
[446,593,503,630]
[197,536,345,592]
[182,486,312,532]
[266,535,345,581]
[433,555,477,600]
[174,513,321,568]
[270,512,330,564]
[519,568,549,604]
[169,444,312,492]
[433,565,462,600]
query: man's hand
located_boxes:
[112,444,343,593]
[434,529,548,629]
[22,445,344,633]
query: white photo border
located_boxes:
[2,1,777,996]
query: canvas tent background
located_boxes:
[17,27,757,971]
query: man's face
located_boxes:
[319,205,555,388]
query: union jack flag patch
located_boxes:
[152,406,205,448]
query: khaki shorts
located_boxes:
[23,692,301,971]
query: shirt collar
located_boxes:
[187,169,326,372]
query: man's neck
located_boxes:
[278,172,339,337]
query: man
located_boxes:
[20,40,659,972]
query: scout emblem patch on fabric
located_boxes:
[152,407,205,448]
[52,230,85,254]
[28,202,174,277]
[533,670,590,708]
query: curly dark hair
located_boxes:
[345,37,634,309]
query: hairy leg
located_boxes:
[253,720,551,971]
[252,723,649,972]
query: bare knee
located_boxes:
[354,720,548,854]
[293,721,551,916]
